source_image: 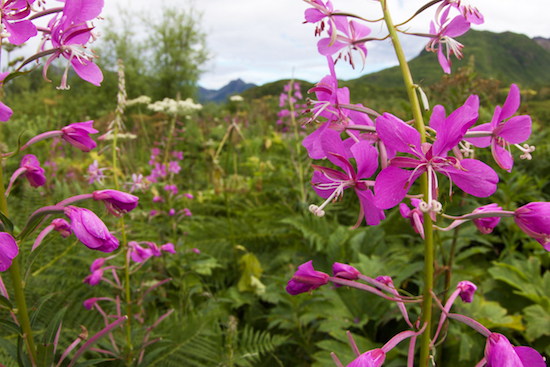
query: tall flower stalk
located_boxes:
[378,1,434,364]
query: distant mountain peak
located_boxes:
[198,79,256,103]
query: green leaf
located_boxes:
[0,295,13,310]
[73,358,115,367]
[30,293,57,327]
[35,344,54,367]
[0,337,18,362]
[524,304,550,341]
[0,319,22,336]
[0,210,14,235]
[43,306,68,345]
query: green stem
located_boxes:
[0,153,38,362]
[288,80,306,203]
[379,1,433,365]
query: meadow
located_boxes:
[2,1,550,367]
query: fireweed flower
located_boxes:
[484,333,545,367]
[87,159,107,185]
[129,241,153,263]
[6,154,46,195]
[309,131,385,227]
[83,258,105,286]
[303,0,339,38]
[168,161,181,174]
[514,202,550,250]
[64,206,119,252]
[168,208,175,216]
[471,203,502,234]
[0,232,19,272]
[425,9,471,74]
[399,198,426,238]
[183,208,192,217]
[1,0,37,45]
[0,101,13,122]
[92,189,139,216]
[161,242,176,254]
[129,173,147,193]
[465,84,533,172]
[286,260,329,295]
[374,101,498,210]
[61,121,98,151]
[317,17,370,68]
[333,262,360,281]
[436,0,484,25]
[32,218,72,251]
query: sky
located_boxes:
[34,0,550,91]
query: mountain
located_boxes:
[241,30,550,102]
[352,30,550,89]
[198,79,256,103]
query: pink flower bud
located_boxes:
[332,262,361,280]
[92,189,139,216]
[161,242,176,254]
[20,154,46,188]
[61,121,98,152]
[286,260,329,295]
[129,241,152,263]
[457,280,477,303]
[52,218,71,238]
[485,333,545,367]
[515,202,550,250]
[472,204,502,234]
[168,208,175,216]
[348,349,385,367]
[0,232,19,272]
[64,206,119,252]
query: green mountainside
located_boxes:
[243,30,550,101]
[353,30,550,89]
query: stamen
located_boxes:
[459,141,473,157]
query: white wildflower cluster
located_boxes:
[147,98,202,116]
[126,95,152,107]
[230,95,244,102]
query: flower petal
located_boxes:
[374,166,424,209]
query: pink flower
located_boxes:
[87,160,106,185]
[472,204,502,234]
[514,202,550,250]
[83,258,105,286]
[168,208,175,216]
[317,17,370,68]
[61,121,98,152]
[183,208,192,217]
[192,248,200,254]
[348,349,385,367]
[64,206,119,252]
[153,196,163,203]
[426,11,471,74]
[286,260,329,295]
[184,193,194,200]
[93,189,139,216]
[1,0,37,45]
[484,333,545,367]
[20,154,46,188]
[457,280,477,303]
[168,161,181,174]
[164,184,178,195]
[32,218,72,251]
[0,232,19,272]
[332,262,361,280]
[161,243,176,254]
[0,101,13,122]
[129,241,153,263]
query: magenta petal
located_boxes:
[4,19,37,45]
[320,130,353,174]
[351,141,378,178]
[464,94,480,111]
[317,37,345,56]
[438,46,451,74]
[304,8,325,23]
[303,121,330,159]
[71,58,103,87]
[433,105,478,156]
[0,233,19,272]
[500,84,520,121]
[492,141,514,172]
[312,171,339,199]
[0,101,13,122]
[355,188,385,226]
[376,113,422,157]
[498,115,532,144]
[429,105,446,131]
[514,347,546,367]
[445,15,471,38]
[443,159,498,197]
[374,166,424,209]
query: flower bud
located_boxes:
[0,232,19,272]
[457,280,477,303]
[20,154,46,188]
[333,262,361,280]
[286,260,329,295]
[472,204,502,234]
[64,206,119,252]
[61,121,98,152]
[514,202,550,250]
[92,189,139,216]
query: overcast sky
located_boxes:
[99,0,550,90]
